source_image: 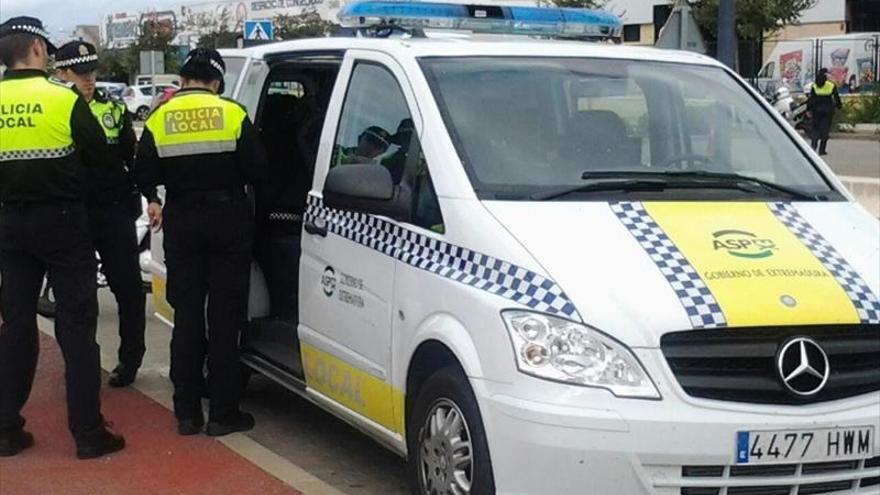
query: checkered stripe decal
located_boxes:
[0,145,76,162]
[611,202,727,329]
[769,202,880,324]
[306,196,581,320]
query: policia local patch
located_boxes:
[0,102,42,128]
[612,201,880,328]
[164,107,224,134]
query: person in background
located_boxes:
[0,16,125,459]
[806,68,842,156]
[54,41,146,388]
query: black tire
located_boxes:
[407,365,495,495]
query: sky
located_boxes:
[1,0,182,36]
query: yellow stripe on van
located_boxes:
[642,202,860,327]
[301,343,405,435]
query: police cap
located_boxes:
[0,16,57,54]
[55,41,99,74]
[180,48,226,93]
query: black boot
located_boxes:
[108,364,138,388]
[0,428,34,457]
[75,423,125,459]
[205,412,255,437]
[177,416,204,436]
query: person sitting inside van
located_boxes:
[336,126,391,165]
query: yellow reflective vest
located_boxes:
[145,92,247,158]
[0,76,77,161]
[89,97,126,145]
[813,81,836,96]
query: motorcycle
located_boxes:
[36,198,153,318]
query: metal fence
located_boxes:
[705,35,880,95]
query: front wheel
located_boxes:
[407,365,495,495]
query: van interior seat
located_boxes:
[568,110,642,171]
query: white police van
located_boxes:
[149,2,880,493]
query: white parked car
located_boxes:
[122,84,176,120]
[149,2,880,494]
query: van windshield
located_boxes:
[420,57,834,200]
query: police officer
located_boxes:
[54,41,146,388]
[807,68,843,155]
[0,16,125,458]
[135,48,267,436]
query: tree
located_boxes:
[274,9,336,40]
[128,18,183,76]
[96,47,130,82]
[190,10,240,49]
[691,0,817,41]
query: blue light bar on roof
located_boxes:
[337,1,623,39]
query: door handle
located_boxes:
[304,221,327,237]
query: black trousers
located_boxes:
[163,195,252,423]
[0,202,102,437]
[89,199,146,369]
[811,112,833,153]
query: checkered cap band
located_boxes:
[0,145,76,162]
[306,195,581,320]
[9,24,51,39]
[182,56,225,76]
[769,202,880,324]
[55,53,98,68]
[611,202,727,329]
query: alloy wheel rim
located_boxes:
[418,398,474,495]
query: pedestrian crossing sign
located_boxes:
[244,20,273,41]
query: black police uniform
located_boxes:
[135,49,267,435]
[0,17,124,458]
[55,41,146,386]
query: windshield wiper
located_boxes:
[578,170,823,201]
[530,178,668,201]
[660,170,824,201]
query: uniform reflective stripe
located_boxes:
[814,81,835,96]
[0,144,76,162]
[155,139,238,158]
[0,77,77,158]
[145,92,245,158]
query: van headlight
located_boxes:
[502,310,660,399]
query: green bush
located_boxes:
[837,92,880,126]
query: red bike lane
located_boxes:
[0,333,301,495]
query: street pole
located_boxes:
[717,0,736,69]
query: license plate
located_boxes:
[736,426,874,464]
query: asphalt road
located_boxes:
[822,138,880,179]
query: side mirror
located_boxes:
[324,164,410,220]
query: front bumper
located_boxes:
[474,349,880,495]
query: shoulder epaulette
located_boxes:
[220,96,248,112]
[93,88,110,103]
[47,76,76,90]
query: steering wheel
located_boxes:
[655,153,716,171]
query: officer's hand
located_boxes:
[148,202,163,232]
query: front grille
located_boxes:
[661,324,880,404]
[654,456,880,495]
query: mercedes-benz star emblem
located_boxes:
[777,337,830,396]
